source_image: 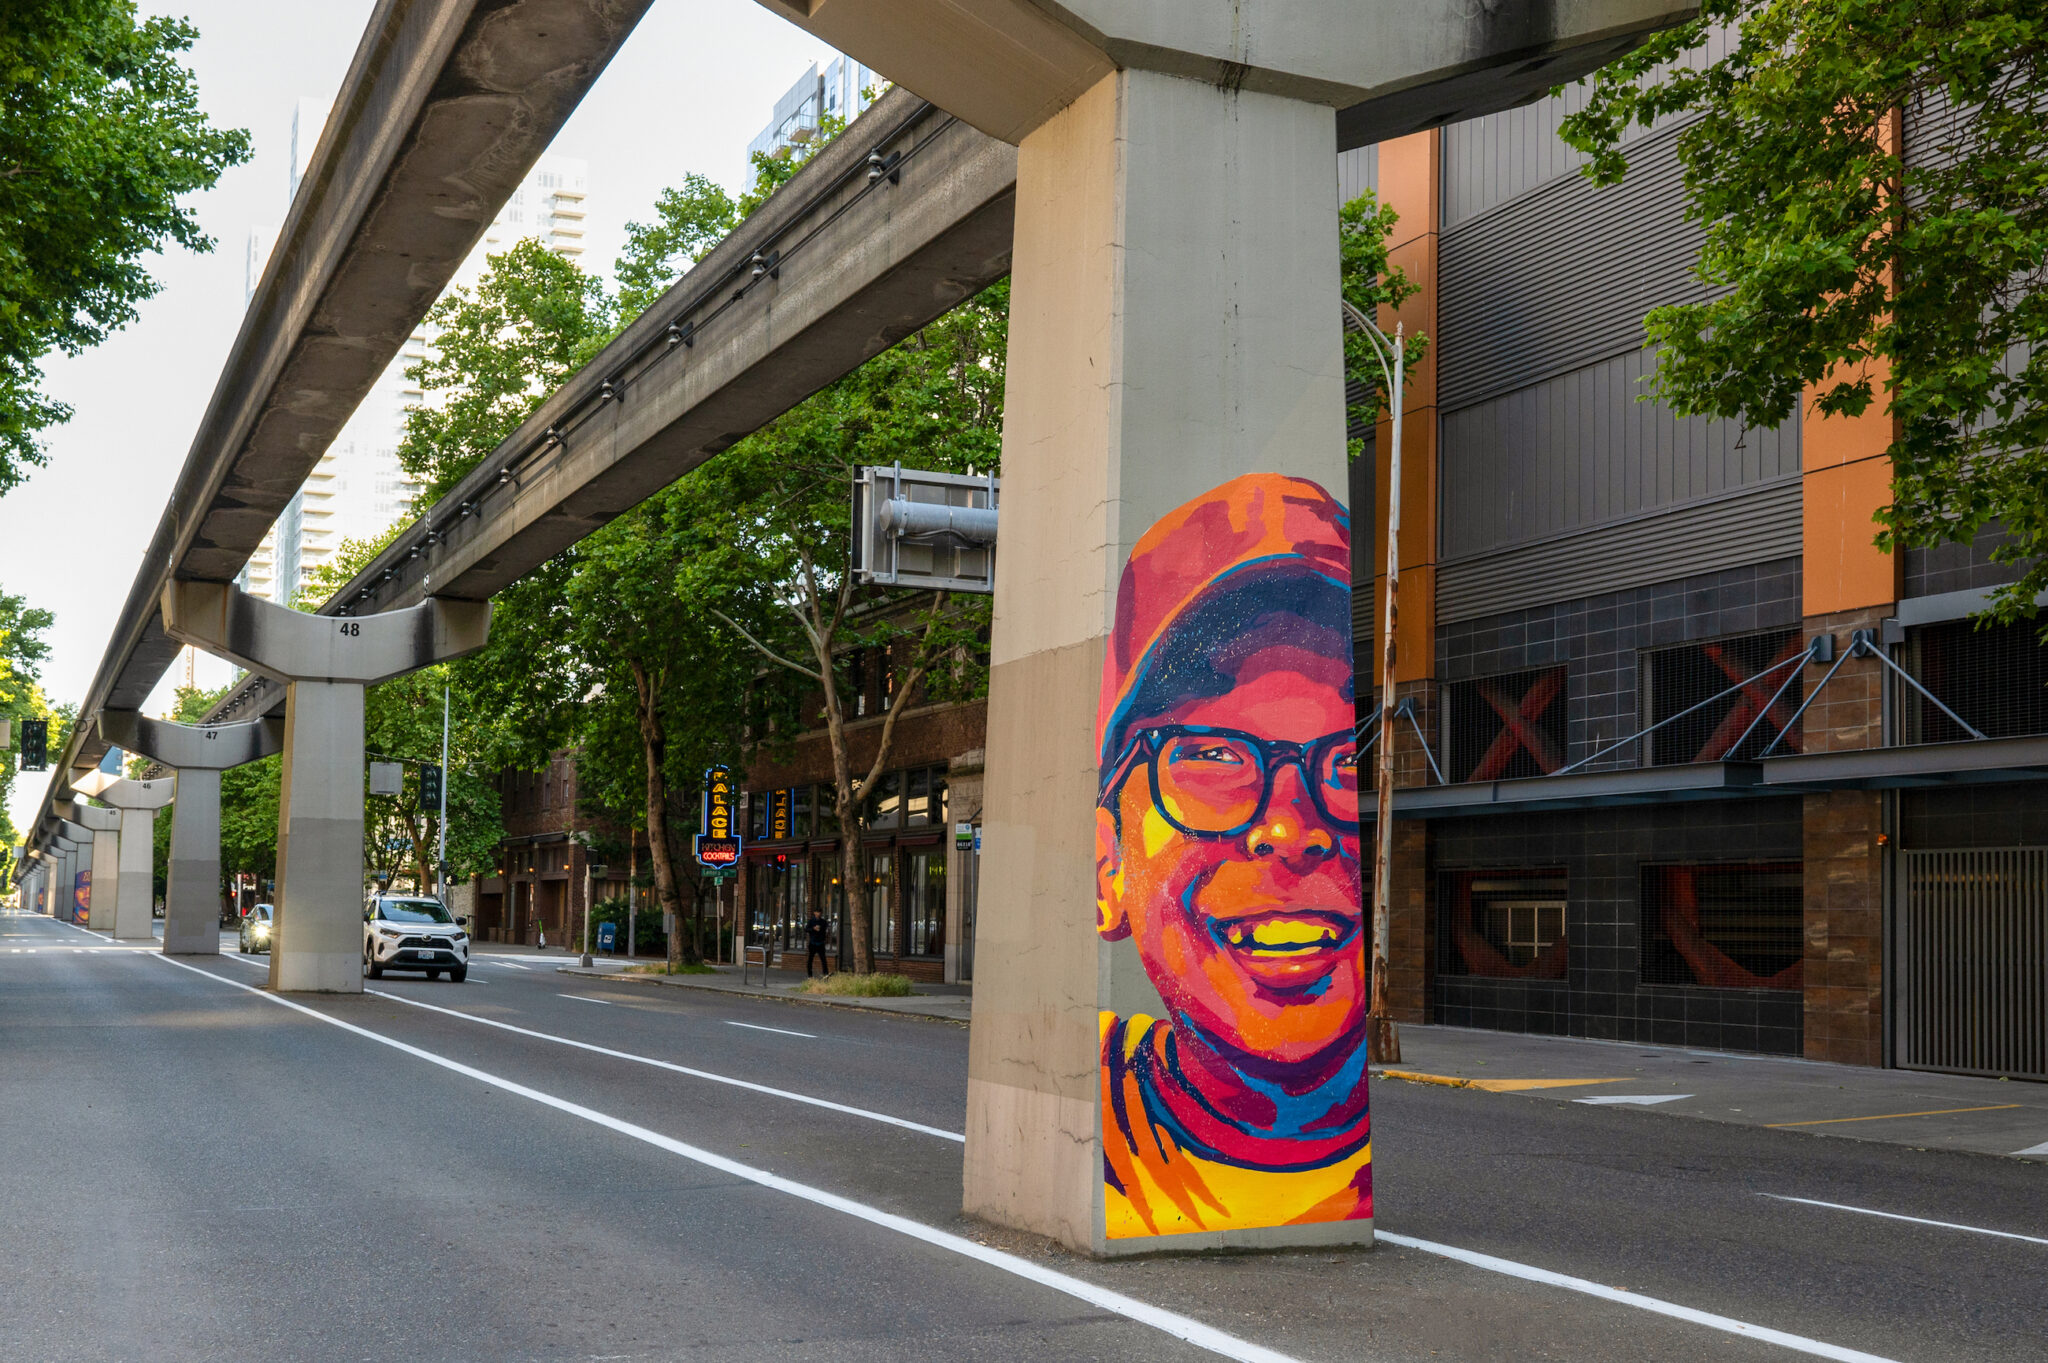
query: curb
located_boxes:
[556,966,971,1026]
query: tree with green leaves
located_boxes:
[0,587,55,887]
[397,238,616,507]
[1339,190,1431,460]
[615,173,738,321]
[684,277,1008,974]
[0,1,249,492]
[1559,2,2048,620]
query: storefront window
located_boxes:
[781,860,809,949]
[868,851,894,955]
[791,786,812,840]
[906,769,931,826]
[907,850,946,956]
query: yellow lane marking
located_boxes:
[1378,1070,1625,1093]
[1765,1104,2024,1128]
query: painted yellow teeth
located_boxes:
[1223,920,1340,952]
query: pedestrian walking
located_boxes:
[805,909,831,978]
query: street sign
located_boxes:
[368,761,404,796]
[20,719,46,771]
[955,820,974,850]
[597,921,617,952]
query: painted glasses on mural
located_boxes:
[1096,473,1370,1239]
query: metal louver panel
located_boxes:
[1436,478,1801,625]
[1901,848,2048,1081]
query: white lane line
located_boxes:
[1574,1094,1692,1107]
[1761,1194,2048,1247]
[365,987,963,1143]
[726,1020,816,1039]
[2013,1140,2048,1158]
[559,994,618,1006]
[151,954,1295,1363]
[488,960,533,971]
[1378,1232,1902,1363]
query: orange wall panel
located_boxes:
[1803,457,1900,615]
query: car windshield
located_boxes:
[378,899,453,925]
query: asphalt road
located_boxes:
[3,910,2044,1363]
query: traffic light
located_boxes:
[20,720,47,771]
[419,763,443,808]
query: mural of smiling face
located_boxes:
[1098,617,1364,1076]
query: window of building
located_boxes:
[1445,667,1568,783]
[1643,630,1805,764]
[906,850,946,956]
[1905,617,2048,743]
[781,860,809,950]
[866,770,902,830]
[791,785,812,841]
[867,851,894,956]
[1437,870,1568,978]
[1640,863,1803,989]
[906,768,931,826]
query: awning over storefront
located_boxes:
[1391,735,2048,819]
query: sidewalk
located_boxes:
[555,959,971,1023]
[1376,1024,2048,1162]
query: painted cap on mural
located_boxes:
[1097,473,1353,775]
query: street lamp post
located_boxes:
[1344,299,1405,1067]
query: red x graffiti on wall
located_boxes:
[1691,636,1805,761]
[1469,668,1565,780]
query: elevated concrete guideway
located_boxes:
[183,0,1689,729]
[26,0,656,809]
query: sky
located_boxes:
[3,0,829,835]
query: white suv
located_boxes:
[363,895,470,982]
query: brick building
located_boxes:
[469,751,640,948]
[737,665,987,985]
[1351,83,2048,1080]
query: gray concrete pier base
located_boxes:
[161,582,490,993]
[75,805,122,932]
[83,777,176,940]
[99,712,283,957]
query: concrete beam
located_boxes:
[32,0,653,803]
[753,0,1694,146]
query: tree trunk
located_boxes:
[630,658,697,968]
[840,793,869,974]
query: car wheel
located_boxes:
[449,965,467,983]
[366,953,383,979]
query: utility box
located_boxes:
[851,464,999,593]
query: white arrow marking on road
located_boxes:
[559,994,618,1006]
[2012,1140,2048,1158]
[1762,1194,2048,1246]
[1574,1093,1692,1106]
[726,1021,816,1039]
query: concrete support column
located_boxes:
[967,69,1359,1255]
[162,582,489,993]
[81,777,176,940]
[75,805,122,932]
[55,820,97,925]
[274,681,368,990]
[52,841,78,923]
[99,712,283,957]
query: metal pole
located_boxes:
[625,838,636,960]
[1369,324,1404,1067]
[580,852,594,968]
[437,685,450,903]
